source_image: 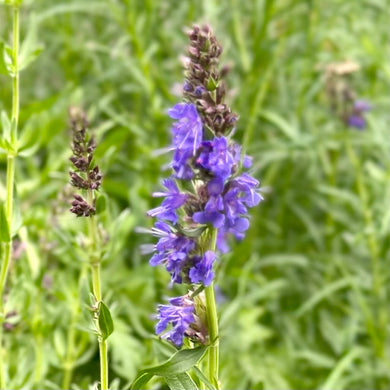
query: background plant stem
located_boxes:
[204,228,219,390]
[0,6,19,390]
[87,190,108,390]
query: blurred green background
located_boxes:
[0,0,389,389]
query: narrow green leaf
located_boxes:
[95,193,107,214]
[296,278,355,317]
[0,41,9,75]
[0,203,10,243]
[131,347,207,389]
[1,110,11,141]
[130,373,153,390]
[164,373,198,390]
[18,226,40,278]
[147,346,207,377]
[98,301,114,340]
[192,366,217,390]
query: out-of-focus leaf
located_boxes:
[0,203,11,242]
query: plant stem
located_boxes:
[62,299,79,390]
[99,338,108,390]
[344,134,383,356]
[204,229,220,389]
[0,7,19,390]
[87,190,108,390]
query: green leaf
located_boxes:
[17,116,41,157]
[147,346,207,377]
[0,203,11,242]
[0,42,7,74]
[192,367,217,390]
[1,110,11,141]
[164,373,198,390]
[19,14,44,72]
[130,373,153,390]
[98,301,114,340]
[131,347,207,389]
[95,193,107,214]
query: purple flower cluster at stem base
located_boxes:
[156,296,195,347]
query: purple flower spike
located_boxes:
[156,296,195,347]
[145,24,263,348]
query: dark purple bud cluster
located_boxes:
[324,62,371,130]
[147,25,262,347]
[68,107,102,217]
[183,25,238,136]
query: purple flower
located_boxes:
[347,115,366,129]
[230,173,263,207]
[168,103,203,151]
[168,103,203,179]
[192,209,225,228]
[197,137,235,180]
[148,178,187,223]
[354,100,371,112]
[192,177,225,227]
[347,100,371,130]
[148,222,195,283]
[189,251,216,286]
[156,295,195,347]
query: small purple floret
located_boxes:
[189,251,216,286]
[156,296,195,347]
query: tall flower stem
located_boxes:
[0,6,19,389]
[87,190,108,390]
[204,228,219,389]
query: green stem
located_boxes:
[62,300,79,390]
[87,190,108,389]
[12,7,19,128]
[33,334,43,389]
[0,7,19,390]
[99,338,108,390]
[344,135,383,356]
[204,229,219,389]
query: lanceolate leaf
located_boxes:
[164,373,198,390]
[98,301,114,340]
[192,366,217,390]
[131,346,207,389]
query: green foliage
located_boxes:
[0,0,389,389]
[98,301,114,340]
[132,346,207,389]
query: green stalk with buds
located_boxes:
[68,108,113,390]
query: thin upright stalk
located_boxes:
[0,7,19,390]
[87,190,108,390]
[344,135,383,355]
[204,229,219,389]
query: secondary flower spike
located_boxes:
[146,24,262,348]
[68,107,102,217]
